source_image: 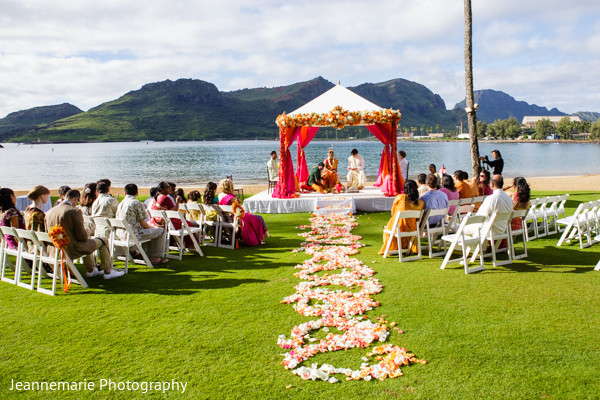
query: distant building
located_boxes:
[521,116,582,129]
[428,133,444,139]
[457,133,470,139]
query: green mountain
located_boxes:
[572,111,600,122]
[2,78,476,143]
[453,89,566,124]
[0,103,82,140]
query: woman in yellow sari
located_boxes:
[379,180,424,255]
[321,150,339,190]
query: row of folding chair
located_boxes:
[381,206,529,274]
[0,227,87,296]
[440,209,528,274]
[556,199,600,249]
[179,203,240,249]
[525,194,569,240]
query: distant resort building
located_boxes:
[521,115,582,129]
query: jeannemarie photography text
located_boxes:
[8,378,188,394]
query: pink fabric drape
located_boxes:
[295,126,319,184]
[273,126,302,198]
[366,122,403,196]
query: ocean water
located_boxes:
[1,140,599,189]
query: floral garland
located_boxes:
[279,214,425,383]
[276,105,401,129]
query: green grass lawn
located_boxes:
[1,191,599,399]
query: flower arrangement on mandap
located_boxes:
[276,105,401,129]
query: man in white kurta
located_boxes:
[346,149,366,189]
[465,174,513,237]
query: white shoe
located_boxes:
[104,269,125,280]
[86,267,103,278]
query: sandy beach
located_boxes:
[11,174,600,197]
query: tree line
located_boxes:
[474,117,600,140]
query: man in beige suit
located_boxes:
[45,189,124,280]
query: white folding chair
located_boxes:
[0,226,25,285]
[34,231,89,295]
[445,203,474,233]
[440,213,492,274]
[509,209,528,260]
[382,209,423,262]
[556,202,593,249]
[557,194,569,220]
[14,229,40,290]
[543,195,560,236]
[422,207,449,257]
[184,202,203,224]
[108,218,154,273]
[163,210,204,259]
[198,204,219,247]
[523,198,540,241]
[470,212,512,267]
[595,259,600,271]
[586,200,600,242]
[534,196,552,238]
[215,205,240,250]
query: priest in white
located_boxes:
[347,148,366,189]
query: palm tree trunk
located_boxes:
[464,0,480,178]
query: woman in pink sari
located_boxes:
[216,179,268,246]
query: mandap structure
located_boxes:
[273,83,404,198]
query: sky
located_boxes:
[1,0,600,118]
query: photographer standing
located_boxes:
[480,149,504,175]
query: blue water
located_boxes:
[1,140,599,189]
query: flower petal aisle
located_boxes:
[278,214,425,382]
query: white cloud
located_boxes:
[1,0,600,118]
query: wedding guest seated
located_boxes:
[217,178,268,246]
[45,190,124,280]
[379,180,424,255]
[416,173,428,197]
[509,177,531,231]
[347,149,366,190]
[92,180,119,237]
[478,170,493,196]
[453,170,473,199]
[202,182,219,238]
[187,190,202,221]
[440,175,460,215]
[420,174,449,226]
[464,171,479,198]
[78,183,97,237]
[25,185,50,232]
[174,188,186,204]
[307,163,326,193]
[0,188,26,249]
[144,186,160,207]
[116,184,168,265]
[54,185,71,207]
[322,150,340,190]
[467,175,513,237]
[150,182,197,231]
[203,182,218,205]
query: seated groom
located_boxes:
[420,174,449,226]
[45,189,124,280]
[116,184,168,265]
[347,149,366,189]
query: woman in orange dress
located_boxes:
[379,180,424,255]
[321,150,339,190]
